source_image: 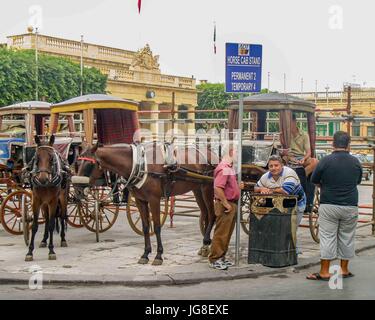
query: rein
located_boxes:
[78,157,97,164]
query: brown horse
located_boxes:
[25,135,69,262]
[73,142,218,265]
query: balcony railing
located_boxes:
[7,33,196,90]
[289,90,375,101]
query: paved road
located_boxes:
[1,249,374,300]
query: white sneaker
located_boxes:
[209,260,228,270]
[221,258,234,267]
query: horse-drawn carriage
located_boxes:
[0,101,52,238]
[50,94,171,241]
[228,93,320,242]
[0,101,81,244]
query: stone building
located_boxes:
[6,31,197,136]
[289,87,375,146]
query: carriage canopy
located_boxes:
[51,94,140,145]
[228,93,317,156]
[0,101,52,146]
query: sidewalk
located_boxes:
[1,210,374,286]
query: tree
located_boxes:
[0,48,107,107]
[196,82,271,129]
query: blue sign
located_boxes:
[225,43,262,93]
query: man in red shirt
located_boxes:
[209,145,244,270]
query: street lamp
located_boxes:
[80,35,84,96]
[28,26,39,101]
[325,85,330,108]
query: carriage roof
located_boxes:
[228,93,316,113]
[51,94,139,113]
[0,101,51,116]
[51,94,140,145]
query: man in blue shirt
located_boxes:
[255,155,306,226]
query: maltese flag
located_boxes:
[138,0,142,13]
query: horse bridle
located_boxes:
[31,145,62,187]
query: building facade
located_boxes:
[6,32,197,136]
[288,88,375,147]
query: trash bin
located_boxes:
[248,194,298,268]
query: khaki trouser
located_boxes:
[209,200,237,263]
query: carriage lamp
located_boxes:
[146,90,156,99]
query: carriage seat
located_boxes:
[163,142,178,168]
[53,138,73,160]
[242,140,277,167]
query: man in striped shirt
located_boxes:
[254,155,306,227]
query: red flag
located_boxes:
[213,23,217,54]
[138,0,141,13]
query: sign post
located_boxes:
[225,43,262,266]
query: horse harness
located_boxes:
[79,142,215,199]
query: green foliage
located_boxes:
[0,48,107,107]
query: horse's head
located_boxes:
[32,135,57,186]
[72,142,103,199]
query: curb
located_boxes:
[1,238,374,287]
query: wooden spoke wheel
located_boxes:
[240,190,252,235]
[79,187,119,239]
[21,192,33,246]
[0,190,39,238]
[66,187,84,228]
[126,193,169,236]
[308,187,320,243]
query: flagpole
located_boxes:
[214,21,216,55]
[213,21,217,82]
[80,35,84,96]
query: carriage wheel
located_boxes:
[66,187,84,228]
[309,187,320,243]
[21,192,33,246]
[0,190,35,237]
[126,193,169,236]
[79,187,119,236]
[240,190,252,235]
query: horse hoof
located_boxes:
[138,258,149,265]
[152,259,163,266]
[25,255,33,262]
[197,248,203,256]
[48,254,57,261]
[61,241,68,248]
[200,246,211,257]
[39,242,47,248]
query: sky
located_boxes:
[1,0,375,92]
